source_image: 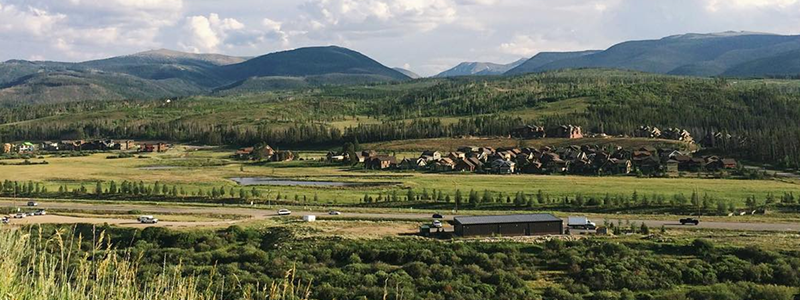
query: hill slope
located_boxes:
[514,32,800,77]
[435,58,527,77]
[217,46,409,82]
[505,51,600,75]
[393,68,421,79]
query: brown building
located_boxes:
[548,125,584,139]
[365,156,397,170]
[454,214,564,237]
[1,143,11,154]
[510,125,546,139]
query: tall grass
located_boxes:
[0,227,311,300]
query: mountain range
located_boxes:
[506,31,800,77]
[4,31,800,104]
[0,46,409,104]
[435,58,527,77]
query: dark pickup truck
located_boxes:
[680,218,700,225]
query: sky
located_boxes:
[1,0,800,76]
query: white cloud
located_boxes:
[499,34,589,56]
[298,0,458,38]
[181,14,248,53]
[706,0,799,11]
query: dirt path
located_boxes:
[2,200,800,232]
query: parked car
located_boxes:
[27,201,38,207]
[432,220,443,228]
[568,216,597,230]
[328,211,342,215]
[33,209,47,216]
[277,209,292,216]
[680,218,700,225]
[1,217,9,224]
[432,213,444,219]
[13,213,26,219]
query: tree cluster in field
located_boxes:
[359,188,798,216]
[30,224,800,300]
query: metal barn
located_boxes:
[453,214,564,237]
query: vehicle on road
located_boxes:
[27,201,38,207]
[432,220,443,228]
[328,211,342,215]
[138,215,158,224]
[432,213,443,219]
[1,217,8,224]
[277,209,292,216]
[568,216,597,230]
[13,213,26,219]
[33,209,47,216]
[139,216,158,224]
[680,218,700,225]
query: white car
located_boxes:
[33,210,47,216]
[13,213,26,219]
[138,216,158,224]
[432,220,443,228]
[328,211,342,215]
[27,201,38,207]
[1,217,9,224]
[277,209,292,216]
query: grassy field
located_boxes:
[1,145,799,209]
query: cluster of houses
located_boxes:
[510,125,584,139]
[509,124,695,144]
[330,144,739,176]
[234,145,295,162]
[1,140,171,154]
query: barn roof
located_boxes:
[454,214,561,225]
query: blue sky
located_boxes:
[1,0,799,76]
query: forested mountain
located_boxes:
[436,58,527,77]
[0,46,407,104]
[216,46,409,82]
[505,51,600,75]
[511,32,800,77]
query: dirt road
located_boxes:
[2,200,800,232]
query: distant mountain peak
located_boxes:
[436,58,527,77]
[663,31,775,40]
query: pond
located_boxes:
[230,177,389,187]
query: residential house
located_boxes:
[510,125,546,139]
[432,158,456,172]
[17,142,35,153]
[271,150,295,162]
[635,126,662,138]
[609,159,632,175]
[490,159,516,174]
[421,150,442,161]
[398,158,418,170]
[59,140,84,151]
[447,152,466,161]
[548,125,583,139]
[40,141,60,152]
[140,143,170,153]
[237,147,256,160]
[114,140,136,151]
[365,156,397,170]
[665,159,680,174]
[455,158,479,172]
[721,158,738,169]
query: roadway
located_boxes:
[2,200,800,232]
